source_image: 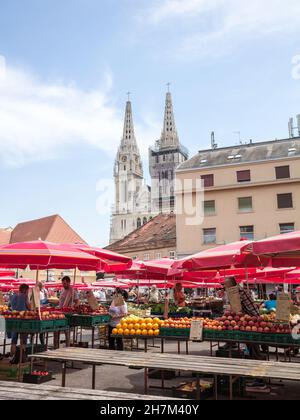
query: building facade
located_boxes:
[107,213,176,261]
[110,91,188,244]
[176,137,300,258]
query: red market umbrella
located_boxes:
[251,231,300,267]
[0,270,15,277]
[0,241,101,271]
[173,241,268,271]
[142,259,182,277]
[62,243,132,273]
[0,277,18,283]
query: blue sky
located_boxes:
[0,0,300,246]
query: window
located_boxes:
[155,253,162,260]
[276,166,290,180]
[203,228,216,245]
[280,223,295,235]
[137,218,142,228]
[240,226,254,241]
[169,251,176,260]
[143,217,148,225]
[238,197,253,213]
[237,170,251,183]
[277,193,293,209]
[144,254,150,261]
[201,174,214,188]
[204,200,216,216]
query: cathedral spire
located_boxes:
[160,89,180,150]
[122,98,137,148]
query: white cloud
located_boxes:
[0,57,159,167]
[143,0,300,58]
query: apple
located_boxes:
[249,321,255,327]
[234,326,240,331]
[252,326,258,332]
[258,328,263,333]
[246,326,252,332]
[264,327,270,333]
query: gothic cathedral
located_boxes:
[109,90,188,244]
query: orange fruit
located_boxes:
[122,323,128,330]
[128,323,134,330]
[112,328,118,335]
[130,329,136,335]
[140,323,147,330]
[136,329,142,335]
[154,330,160,336]
[146,323,153,330]
[116,324,122,330]
[142,329,148,336]
[148,330,154,336]
[134,323,141,330]
[118,328,124,335]
[153,318,160,324]
[124,329,130,335]
[152,323,159,330]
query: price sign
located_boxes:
[190,320,203,342]
[276,293,291,322]
[87,291,99,311]
[226,286,242,314]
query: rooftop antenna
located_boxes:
[288,118,295,138]
[211,131,218,149]
[297,115,300,136]
[234,131,242,144]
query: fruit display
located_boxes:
[0,305,8,313]
[205,311,291,334]
[60,304,108,316]
[160,317,203,329]
[112,315,162,337]
[1,310,65,321]
[127,303,151,318]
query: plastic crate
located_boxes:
[5,319,55,333]
[53,319,68,330]
[160,328,190,338]
[70,314,110,327]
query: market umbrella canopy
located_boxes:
[173,241,268,271]
[0,270,15,277]
[251,231,300,267]
[0,241,101,271]
[62,243,132,273]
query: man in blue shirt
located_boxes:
[263,293,277,311]
[9,284,31,359]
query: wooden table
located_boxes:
[0,381,176,400]
[29,348,300,400]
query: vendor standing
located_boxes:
[58,276,79,308]
[9,284,31,359]
[149,286,161,304]
[174,283,186,307]
[108,289,128,351]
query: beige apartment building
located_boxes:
[176,137,300,258]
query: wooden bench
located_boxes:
[0,381,177,400]
[29,348,300,399]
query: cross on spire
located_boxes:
[127,92,131,102]
[166,83,171,93]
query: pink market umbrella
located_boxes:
[0,241,101,271]
[62,243,132,273]
[251,231,300,267]
[173,241,269,271]
[0,270,15,277]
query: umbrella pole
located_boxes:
[36,269,39,285]
[73,268,77,285]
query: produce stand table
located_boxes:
[0,381,178,400]
[66,314,110,349]
[29,348,300,400]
